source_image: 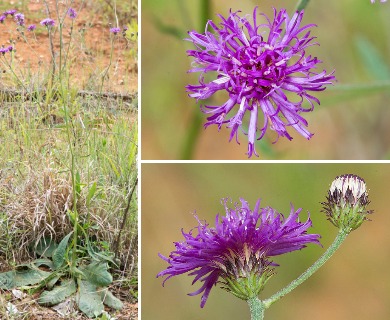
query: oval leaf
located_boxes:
[52,232,73,270]
[38,278,76,306]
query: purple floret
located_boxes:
[110,27,121,34]
[40,18,55,27]
[157,197,320,307]
[4,9,17,16]
[14,13,24,26]
[67,8,77,19]
[27,24,36,31]
[186,7,335,158]
[0,15,6,23]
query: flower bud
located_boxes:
[322,174,372,232]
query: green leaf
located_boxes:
[81,261,112,287]
[100,288,123,310]
[0,267,52,289]
[355,36,390,81]
[76,279,104,318]
[0,271,16,289]
[38,278,77,306]
[86,182,97,206]
[52,232,73,270]
[35,237,58,258]
[33,258,54,270]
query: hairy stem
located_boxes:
[248,297,265,320]
[263,229,349,308]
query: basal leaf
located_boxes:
[14,268,51,287]
[100,288,123,310]
[0,271,16,289]
[76,279,104,318]
[81,261,112,287]
[38,278,77,306]
[34,237,58,258]
[52,232,73,270]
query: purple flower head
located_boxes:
[186,8,335,158]
[0,47,8,55]
[14,13,25,26]
[67,8,77,19]
[110,27,121,35]
[157,198,320,307]
[27,24,36,31]
[123,25,129,31]
[371,0,387,3]
[0,15,6,23]
[7,45,13,52]
[40,18,55,27]
[4,9,17,16]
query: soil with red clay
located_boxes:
[0,0,137,94]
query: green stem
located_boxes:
[180,0,211,160]
[248,297,265,320]
[263,229,349,308]
[296,0,310,11]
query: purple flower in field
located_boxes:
[110,27,121,35]
[4,9,17,16]
[157,197,320,307]
[0,47,8,55]
[67,8,77,19]
[40,18,55,27]
[27,24,36,31]
[14,13,25,26]
[186,8,335,158]
[7,45,13,52]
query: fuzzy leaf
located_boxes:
[33,258,54,270]
[0,271,15,289]
[38,278,77,306]
[100,288,123,310]
[0,267,52,289]
[52,232,73,270]
[35,237,58,258]
[76,280,104,318]
[81,261,112,286]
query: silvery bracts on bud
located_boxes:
[322,174,372,233]
[262,174,373,312]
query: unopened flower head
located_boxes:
[157,198,320,307]
[40,18,55,27]
[110,27,121,35]
[322,174,372,231]
[67,8,77,19]
[186,7,335,158]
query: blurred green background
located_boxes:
[142,0,390,159]
[142,163,390,319]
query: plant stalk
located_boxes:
[248,297,265,320]
[296,0,310,11]
[180,0,211,160]
[263,229,349,308]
